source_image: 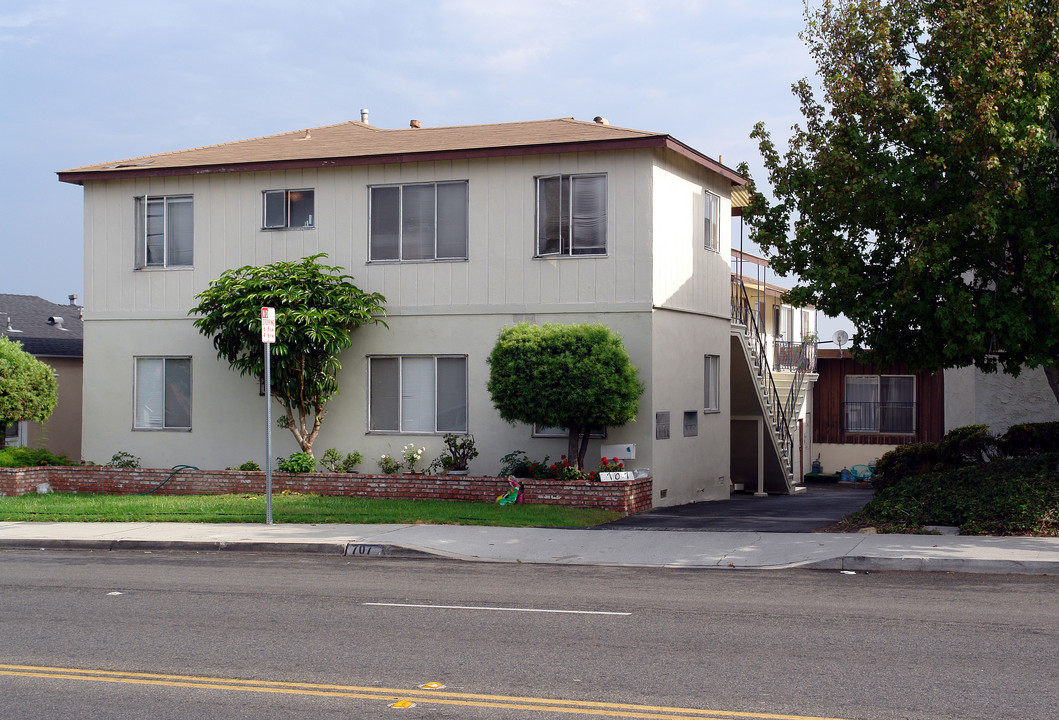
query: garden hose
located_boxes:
[137,465,199,495]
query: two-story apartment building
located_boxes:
[59,116,805,506]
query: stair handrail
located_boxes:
[782,336,817,428]
[731,278,794,474]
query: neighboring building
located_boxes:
[813,348,1059,474]
[944,366,1059,435]
[59,116,810,505]
[0,293,84,459]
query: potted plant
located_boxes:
[441,433,478,475]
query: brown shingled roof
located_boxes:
[57,117,746,185]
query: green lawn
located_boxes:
[0,492,623,527]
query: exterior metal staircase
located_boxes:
[729,279,815,494]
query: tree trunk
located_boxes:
[0,423,6,450]
[577,430,590,471]
[567,428,581,468]
[1045,366,1059,405]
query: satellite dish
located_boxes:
[833,330,849,358]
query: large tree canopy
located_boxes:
[0,335,58,449]
[746,0,1059,401]
[190,254,386,456]
[487,323,644,469]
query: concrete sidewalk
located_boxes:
[1,521,1057,575]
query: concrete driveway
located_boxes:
[602,481,874,532]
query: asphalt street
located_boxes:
[2,551,1056,720]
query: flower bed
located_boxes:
[0,466,652,514]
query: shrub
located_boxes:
[872,442,940,490]
[1000,421,1059,457]
[277,452,316,473]
[854,453,1059,535]
[377,454,402,474]
[0,447,74,468]
[319,448,362,473]
[107,451,141,469]
[226,461,261,471]
[498,450,551,479]
[939,424,1000,467]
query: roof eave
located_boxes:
[59,135,749,186]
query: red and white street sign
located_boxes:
[261,307,276,344]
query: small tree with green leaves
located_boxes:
[487,323,644,469]
[190,254,386,457]
[0,336,58,449]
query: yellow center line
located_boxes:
[0,664,853,720]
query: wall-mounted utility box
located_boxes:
[601,443,636,459]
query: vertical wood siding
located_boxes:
[813,356,945,444]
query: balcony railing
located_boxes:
[842,402,917,434]
[773,340,817,373]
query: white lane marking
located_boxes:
[364,602,630,616]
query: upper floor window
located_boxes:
[263,189,314,229]
[368,355,468,433]
[134,356,191,430]
[135,195,193,268]
[369,181,468,261]
[536,173,607,257]
[704,191,720,251]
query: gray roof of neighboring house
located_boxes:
[0,293,83,358]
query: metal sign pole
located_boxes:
[265,341,272,524]
[261,307,276,525]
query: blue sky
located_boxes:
[0,0,849,335]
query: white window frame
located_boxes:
[133,356,192,431]
[704,190,720,251]
[368,181,469,262]
[367,355,468,434]
[535,173,608,257]
[263,188,314,229]
[134,195,193,269]
[704,354,720,412]
[4,420,27,448]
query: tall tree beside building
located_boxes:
[746,0,1059,401]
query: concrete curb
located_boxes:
[806,556,1059,575]
[0,538,454,560]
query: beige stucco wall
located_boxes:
[648,310,731,505]
[25,356,82,460]
[79,146,738,505]
[815,442,895,476]
[944,366,1059,435]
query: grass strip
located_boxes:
[0,492,623,527]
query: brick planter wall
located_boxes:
[0,466,653,515]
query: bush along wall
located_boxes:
[853,453,1059,535]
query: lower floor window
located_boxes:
[135,357,191,429]
[4,420,27,447]
[844,375,915,434]
[704,354,720,412]
[368,355,467,433]
[532,425,606,439]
